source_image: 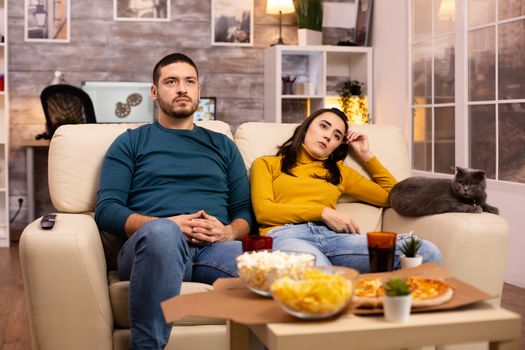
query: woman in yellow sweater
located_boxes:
[250,108,441,272]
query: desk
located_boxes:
[229,302,522,350]
[21,139,50,223]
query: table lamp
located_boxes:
[266,0,295,46]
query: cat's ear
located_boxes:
[473,170,486,181]
[455,166,466,176]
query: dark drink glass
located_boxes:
[366,232,397,272]
[242,235,273,252]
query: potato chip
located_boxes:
[271,268,354,315]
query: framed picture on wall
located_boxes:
[194,97,217,121]
[114,0,170,21]
[81,81,155,123]
[211,0,253,46]
[323,1,357,46]
[354,0,373,46]
[24,0,71,42]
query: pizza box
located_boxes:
[161,263,494,325]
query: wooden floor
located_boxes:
[0,245,31,350]
[0,244,524,350]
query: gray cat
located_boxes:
[390,166,499,216]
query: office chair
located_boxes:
[36,84,96,140]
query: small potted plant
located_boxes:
[293,0,323,45]
[399,233,423,269]
[382,277,412,323]
[338,80,369,124]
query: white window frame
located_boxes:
[409,0,525,187]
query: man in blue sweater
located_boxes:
[95,53,254,349]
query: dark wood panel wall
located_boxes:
[7,0,350,230]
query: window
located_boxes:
[411,0,456,174]
[410,0,525,184]
[467,0,525,183]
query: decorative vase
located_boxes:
[383,294,412,323]
[400,255,423,269]
[297,29,322,46]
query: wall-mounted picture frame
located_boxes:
[323,1,357,46]
[114,0,170,22]
[354,0,373,46]
[194,97,217,121]
[81,81,155,123]
[24,0,70,42]
[211,0,253,46]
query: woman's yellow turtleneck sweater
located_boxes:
[250,145,397,235]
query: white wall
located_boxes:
[372,0,525,288]
[372,0,410,133]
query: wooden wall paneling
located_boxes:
[7,0,298,231]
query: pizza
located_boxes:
[353,276,454,308]
[353,277,385,308]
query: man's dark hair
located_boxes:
[277,108,349,185]
[152,53,199,86]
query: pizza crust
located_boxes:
[411,287,453,307]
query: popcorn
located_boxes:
[236,250,316,296]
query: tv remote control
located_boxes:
[41,214,57,230]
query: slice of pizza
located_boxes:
[353,277,384,308]
[353,276,454,309]
[407,277,454,308]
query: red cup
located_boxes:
[242,235,273,252]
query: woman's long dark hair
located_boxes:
[277,108,349,185]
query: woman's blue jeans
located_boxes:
[117,218,242,350]
[267,222,442,272]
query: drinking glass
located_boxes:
[367,231,397,272]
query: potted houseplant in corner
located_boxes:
[338,80,369,124]
[293,0,323,46]
[382,277,412,323]
[400,233,423,269]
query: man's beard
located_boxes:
[157,94,199,119]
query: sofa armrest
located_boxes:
[382,209,509,300]
[19,213,113,350]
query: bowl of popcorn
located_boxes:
[236,250,316,297]
[270,266,358,319]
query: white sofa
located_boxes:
[19,121,509,350]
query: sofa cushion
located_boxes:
[234,122,411,231]
[234,122,411,182]
[335,202,383,233]
[48,121,233,213]
[108,272,225,328]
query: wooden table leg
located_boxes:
[228,320,250,350]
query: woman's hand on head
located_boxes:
[347,131,373,162]
[321,207,361,234]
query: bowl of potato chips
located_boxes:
[270,267,358,319]
[236,250,316,297]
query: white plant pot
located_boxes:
[383,294,412,323]
[400,255,423,269]
[297,29,322,46]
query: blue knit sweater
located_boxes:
[95,121,253,237]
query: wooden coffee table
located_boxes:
[228,302,521,350]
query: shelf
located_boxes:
[0,0,8,247]
[264,45,373,123]
[281,95,325,99]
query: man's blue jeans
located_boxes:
[117,219,241,350]
[267,222,442,272]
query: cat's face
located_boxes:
[452,166,486,199]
